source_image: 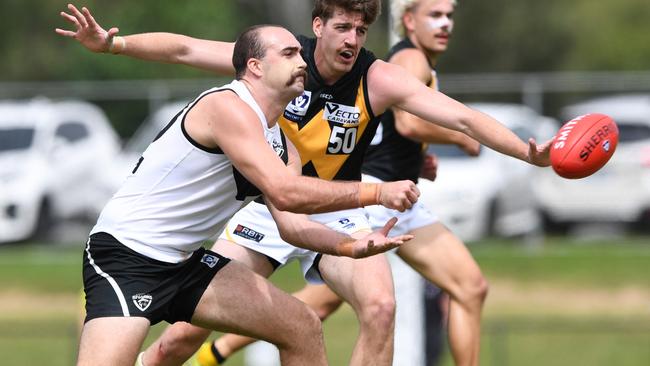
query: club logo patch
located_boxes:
[271,138,285,157]
[132,293,153,312]
[602,140,611,152]
[323,102,361,126]
[233,224,265,242]
[284,91,312,121]
[201,253,220,268]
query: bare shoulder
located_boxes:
[185,89,259,148]
[389,48,431,83]
[194,90,256,123]
[367,60,420,114]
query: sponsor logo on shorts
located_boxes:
[284,91,312,121]
[132,293,153,312]
[324,103,360,126]
[338,218,357,230]
[201,254,220,268]
[233,224,265,242]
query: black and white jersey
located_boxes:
[91,80,288,263]
[362,38,439,183]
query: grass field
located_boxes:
[1,235,649,365]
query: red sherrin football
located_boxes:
[550,113,619,179]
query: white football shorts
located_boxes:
[219,200,371,283]
[362,174,438,236]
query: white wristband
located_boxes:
[108,36,126,54]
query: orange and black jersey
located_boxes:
[362,38,437,183]
[279,35,379,181]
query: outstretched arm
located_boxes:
[55,4,235,75]
[393,109,481,156]
[387,48,480,156]
[368,60,551,167]
[269,205,412,258]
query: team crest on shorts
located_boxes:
[201,254,220,268]
[132,293,153,312]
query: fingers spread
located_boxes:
[55,28,76,37]
[82,7,98,29]
[68,4,88,28]
[60,11,79,26]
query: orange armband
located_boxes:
[358,182,380,207]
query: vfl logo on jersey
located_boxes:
[233,224,265,242]
[132,293,153,312]
[324,102,361,126]
[201,253,220,268]
[284,91,312,121]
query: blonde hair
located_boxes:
[391,0,457,36]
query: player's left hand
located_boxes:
[337,217,414,258]
[527,137,552,167]
[55,4,118,53]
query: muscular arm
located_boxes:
[186,92,419,213]
[367,60,551,166]
[250,135,412,258]
[388,49,479,156]
[267,203,411,258]
[118,33,235,75]
[56,4,234,74]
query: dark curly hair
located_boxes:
[312,0,382,25]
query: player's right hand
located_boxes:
[55,4,118,53]
[378,180,419,212]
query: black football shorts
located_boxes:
[82,232,230,325]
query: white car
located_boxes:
[418,103,556,242]
[533,94,650,228]
[0,98,122,243]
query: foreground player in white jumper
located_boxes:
[75,24,418,366]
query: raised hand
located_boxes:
[337,217,414,258]
[55,4,119,53]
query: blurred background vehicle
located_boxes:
[418,102,557,242]
[0,98,122,243]
[533,94,650,231]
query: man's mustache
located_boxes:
[287,70,308,86]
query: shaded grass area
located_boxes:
[0,236,648,365]
[472,236,650,287]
